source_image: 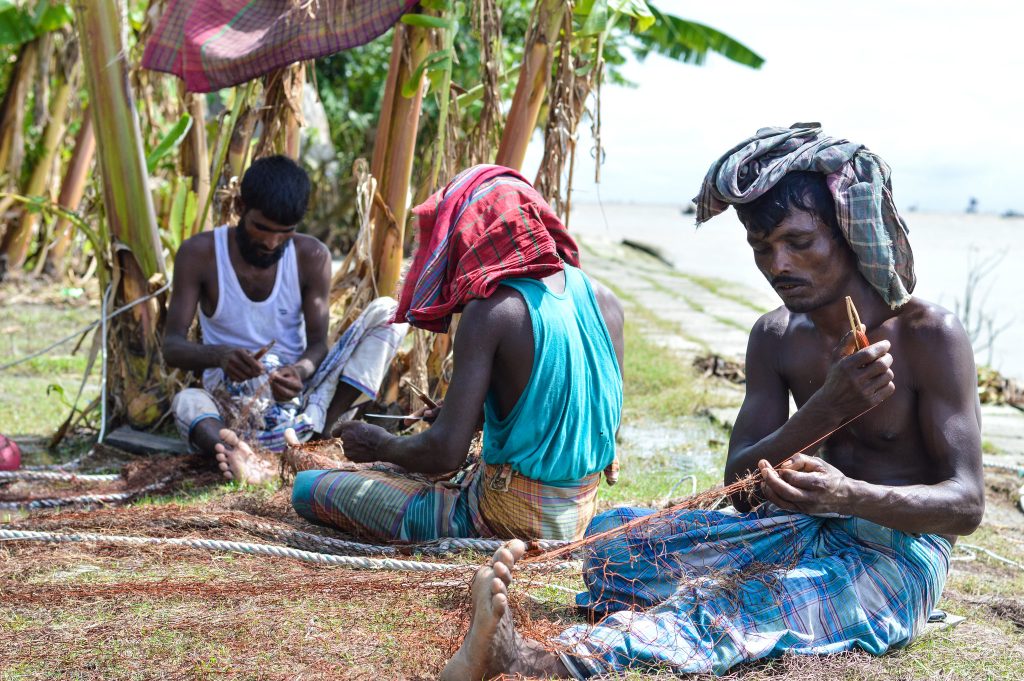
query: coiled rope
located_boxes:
[0,529,485,573]
[219,518,571,558]
[0,470,121,483]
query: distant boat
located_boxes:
[1001,209,1023,219]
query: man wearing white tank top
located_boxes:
[163,156,406,482]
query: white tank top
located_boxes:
[199,226,306,387]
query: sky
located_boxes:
[525,0,1024,214]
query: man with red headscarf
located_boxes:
[289,165,624,541]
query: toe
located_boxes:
[505,539,527,561]
[491,590,508,618]
[284,428,300,446]
[492,560,512,585]
[219,429,239,446]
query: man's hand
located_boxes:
[333,421,391,462]
[269,365,304,401]
[405,400,444,427]
[820,339,895,421]
[758,453,851,515]
[220,348,265,382]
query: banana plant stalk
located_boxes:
[370,20,431,297]
[494,0,566,171]
[1,59,80,268]
[74,0,168,427]
[42,113,96,275]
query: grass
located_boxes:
[0,303,101,437]
[3,265,1024,680]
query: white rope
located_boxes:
[418,536,571,555]
[0,529,467,572]
[982,461,1024,477]
[957,542,1024,571]
[98,283,113,442]
[182,517,571,559]
[0,470,121,483]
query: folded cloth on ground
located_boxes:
[556,503,950,677]
[173,297,406,452]
[142,0,417,93]
[693,122,915,308]
[395,164,580,332]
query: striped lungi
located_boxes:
[291,461,601,541]
[555,504,951,678]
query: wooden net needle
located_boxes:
[253,339,276,360]
[844,296,869,350]
[406,381,439,410]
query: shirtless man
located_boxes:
[164,155,404,482]
[439,125,985,679]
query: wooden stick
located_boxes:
[253,339,276,360]
[406,381,438,410]
[844,297,869,350]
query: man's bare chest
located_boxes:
[785,351,918,448]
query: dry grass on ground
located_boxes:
[2,285,1023,679]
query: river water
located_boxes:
[570,202,1024,381]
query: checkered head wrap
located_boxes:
[693,123,915,308]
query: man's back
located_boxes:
[476,266,623,482]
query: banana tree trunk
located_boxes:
[255,62,305,160]
[494,0,566,171]
[370,22,431,297]
[75,0,168,428]
[0,40,39,181]
[43,113,97,274]
[1,61,79,269]
[180,90,211,236]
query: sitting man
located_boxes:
[289,164,624,541]
[438,123,985,679]
[164,155,407,482]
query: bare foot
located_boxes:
[441,540,538,680]
[214,428,277,485]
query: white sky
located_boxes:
[526,0,1024,214]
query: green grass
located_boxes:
[0,303,100,437]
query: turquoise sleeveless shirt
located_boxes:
[482,265,622,483]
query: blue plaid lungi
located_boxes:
[556,504,950,677]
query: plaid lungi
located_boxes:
[556,504,951,677]
[291,462,601,541]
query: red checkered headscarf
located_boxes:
[395,165,580,332]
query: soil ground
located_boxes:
[2,241,1023,679]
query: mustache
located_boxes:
[771,276,811,288]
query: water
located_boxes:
[570,202,1024,381]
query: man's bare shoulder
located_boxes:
[174,231,215,269]
[893,297,974,368]
[292,233,330,265]
[751,305,793,342]
[894,297,971,348]
[462,287,528,326]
